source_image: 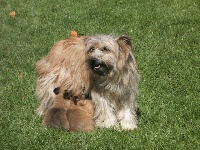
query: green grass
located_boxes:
[1,0,199,149]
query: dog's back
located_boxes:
[36,33,90,116]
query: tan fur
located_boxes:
[70,31,78,37]
[43,84,94,132]
[36,34,90,116]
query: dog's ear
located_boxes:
[53,87,60,95]
[116,35,132,51]
[116,35,134,64]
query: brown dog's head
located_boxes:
[85,35,135,78]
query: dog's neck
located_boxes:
[91,66,138,95]
[91,70,126,91]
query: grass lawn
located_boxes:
[1,0,199,149]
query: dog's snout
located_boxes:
[89,58,106,70]
[89,57,112,76]
[90,57,103,66]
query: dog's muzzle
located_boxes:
[89,57,112,76]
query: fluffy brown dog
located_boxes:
[36,32,140,130]
[36,32,90,116]
[43,85,94,132]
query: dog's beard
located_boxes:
[88,57,113,76]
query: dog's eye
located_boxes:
[89,46,95,53]
[102,47,110,52]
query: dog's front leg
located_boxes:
[117,106,137,130]
[92,92,118,128]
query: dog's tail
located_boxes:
[70,31,78,38]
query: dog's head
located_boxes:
[85,35,134,77]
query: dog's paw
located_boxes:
[118,109,137,130]
[94,115,118,128]
[120,120,137,130]
[95,119,119,129]
[63,90,72,99]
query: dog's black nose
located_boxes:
[89,57,112,75]
[90,57,103,66]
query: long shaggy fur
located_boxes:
[36,35,90,116]
[85,35,140,129]
[36,33,140,130]
[43,84,94,132]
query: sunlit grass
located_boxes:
[1,0,199,149]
